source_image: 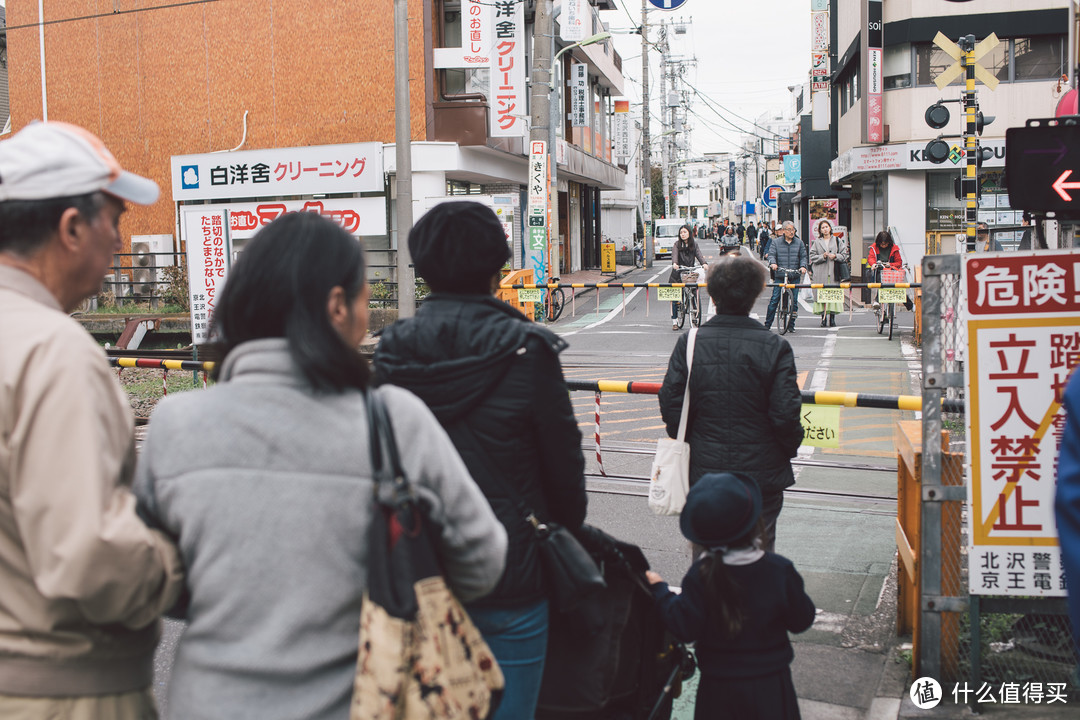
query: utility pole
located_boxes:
[641,0,652,267]
[659,24,670,219]
[393,0,415,318]
[530,0,555,284]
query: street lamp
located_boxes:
[550,32,613,88]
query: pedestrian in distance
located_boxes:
[667,223,709,331]
[135,212,507,720]
[645,473,816,720]
[758,223,772,261]
[658,253,804,553]
[764,221,809,333]
[736,221,745,244]
[0,121,185,718]
[976,221,1004,252]
[809,219,848,328]
[867,229,903,310]
[374,201,587,720]
[745,222,756,252]
[1054,370,1080,688]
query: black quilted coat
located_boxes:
[373,294,587,608]
[658,315,803,493]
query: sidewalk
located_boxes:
[557,263,639,294]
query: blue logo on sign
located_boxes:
[180,165,200,190]
[647,0,687,9]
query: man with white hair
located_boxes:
[764,221,808,333]
[0,122,183,718]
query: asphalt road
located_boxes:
[152,241,920,715]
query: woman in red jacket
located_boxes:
[867,230,902,309]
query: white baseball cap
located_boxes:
[0,121,159,205]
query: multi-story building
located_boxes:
[3,0,627,285]
[825,0,1071,276]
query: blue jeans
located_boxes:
[468,599,549,720]
[764,285,797,329]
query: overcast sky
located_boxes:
[603,0,811,156]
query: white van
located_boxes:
[652,219,684,259]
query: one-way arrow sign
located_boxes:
[1007,121,1080,219]
[1053,170,1080,202]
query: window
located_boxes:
[915,36,1062,86]
[839,64,860,116]
[1015,36,1065,81]
[884,44,912,90]
[438,1,487,99]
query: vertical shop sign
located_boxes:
[728,162,736,201]
[526,141,549,286]
[463,0,491,66]
[490,0,525,137]
[862,0,884,144]
[182,207,231,345]
[571,63,589,128]
[561,0,587,42]
[613,100,631,161]
[963,250,1080,597]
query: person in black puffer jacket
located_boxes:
[374,201,586,720]
[658,253,803,553]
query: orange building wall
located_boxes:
[5,0,429,245]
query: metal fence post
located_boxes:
[920,255,945,681]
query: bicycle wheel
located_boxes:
[888,302,895,341]
[778,289,790,335]
[548,287,565,322]
[677,291,688,329]
[691,289,703,327]
[876,301,887,334]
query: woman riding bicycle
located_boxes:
[867,230,902,310]
[669,224,708,331]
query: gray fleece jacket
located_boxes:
[134,339,506,720]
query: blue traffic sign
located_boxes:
[762,184,785,209]
[648,0,688,9]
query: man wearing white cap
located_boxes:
[0,122,183,718]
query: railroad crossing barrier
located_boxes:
[500,280,921,320]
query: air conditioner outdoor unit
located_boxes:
[129,235,175,300]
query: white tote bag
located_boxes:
[649,328,697,516]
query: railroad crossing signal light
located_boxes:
[976,112,995,136]
[925,103,950,129]
[976,146,994,167]
[925,138,951,164]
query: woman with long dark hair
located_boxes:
[668,224,708,331]
[134,212,506,720]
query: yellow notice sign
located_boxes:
[801,405,840,448]
[601,242,616,272]
[517,289,543,303]
[817,287,844,304]
[657,286,682,302]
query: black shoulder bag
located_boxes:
[350,391,503,720]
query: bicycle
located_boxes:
[673,265,705,330]
[872,263,906,340]
[544,277,566,322]
[774,267,802,336]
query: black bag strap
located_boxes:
[366,389,411,507]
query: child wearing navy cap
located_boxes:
[646,472,816,719]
